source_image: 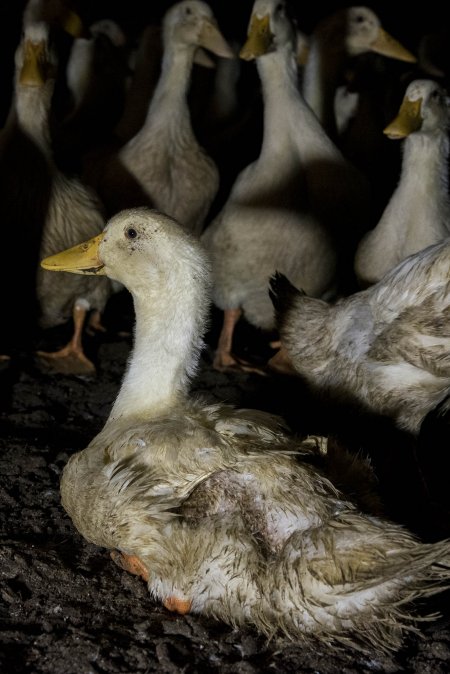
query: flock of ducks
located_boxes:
[4,0,450,655]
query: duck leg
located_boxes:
[267,343,297,376]
[86,309,107,335]
[36,302,96,376]
[213,308,266,374]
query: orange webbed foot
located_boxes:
[35,346,96,376]
[110,550,149,582]
[163,596,192,615]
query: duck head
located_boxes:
[240,0,296,61]
[343,6,416,62]
[384,79,450,139]
[163,0,234,60]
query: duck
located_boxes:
[269,234,450,435]
[65,18,127,112]
[0,45,52,358]
[40,206,450,654]
[302,6,417,142]
[21,0,85,123]
[115,0,234,235]
[354,78,450,288]
[201,0,371,372]
[10,21,112,375]
[52,17,129,174]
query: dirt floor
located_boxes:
[2,295,450,674]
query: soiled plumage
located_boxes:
[14,22,111,374]
[41,206,450,653]
[270,238,450,434]
[201,0,370,371]
[354,79,450,287]
[118,0,234,234]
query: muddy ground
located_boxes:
[1,294,450,674]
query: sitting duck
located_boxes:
[41,207,450,653]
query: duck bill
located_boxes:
[370,27,416,63]
[19,40,47,86]
[383,97,423,139]
[198,19,234,59]
[61,9,84,38]
[240,14,274,61]
[41,233,106,275]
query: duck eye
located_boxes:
[276,2,284,12]
[185,6,192,15]
[126,227,138,239]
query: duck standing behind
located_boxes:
[117,0,234,234]
[302,6,417,141]
[13,22,112,375]
[354,79,450,287]
[202,0,370,372]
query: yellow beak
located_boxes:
[370,27,416,63]
[19,40,48,86]
[61,9,84,38]
[384,97,423,139]
[198,19,234,58]
[240,14,274,61]
[41,233,106,275]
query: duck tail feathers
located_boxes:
[269,271,304,328]
[251,530,450,653]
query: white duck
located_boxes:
[302,6,417,140]
[13,22,111,375]
[117,0,234,235]
[40,206,450,654]
[201,0,370,372]
[354,79,450,287]
[270,235,450,435]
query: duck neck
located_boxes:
[144,44,195,133]
[14,83,53,158]
[257,46,301,159]
[302,37,343,138]
[399,131,449,196]
[108,276,205,422]
[257,45,334,164]
[375,131,450,242]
